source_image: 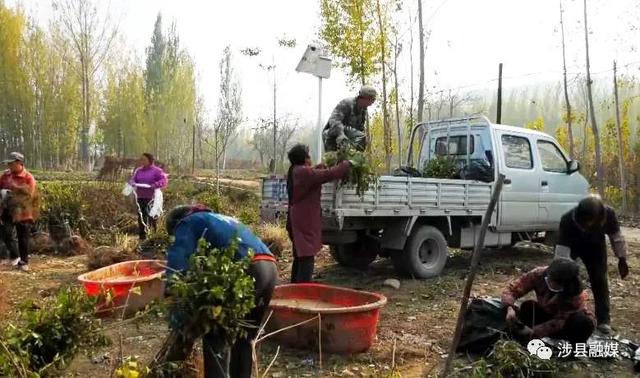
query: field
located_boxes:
[0,173,638,377]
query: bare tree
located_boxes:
[417,0,425,123]
[54,0,118,168]
[376,0,392,173]
[559,0,574,158]
[212,46,242,193]
[392,33,403,166]
[583,0,604,197]
[408,7,414,128]
[250,116,298,171]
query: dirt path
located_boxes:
[1,228,638,377]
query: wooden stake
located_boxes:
[318,313,323,373]
[440,174,506,377]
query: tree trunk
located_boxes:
[272,68,277,174]
[393,34,402,166]
[417,0,425,123]
[560,0,574,158]
[613,60,627,213]
[583,0,604,198]
[409,7,414,128]
[376,0,392,174]
[81,60,90,168]
[214,130,220,196]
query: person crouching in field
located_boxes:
[502,258,596,344]
[163,205,278,378]
[0,152,38,272]
[286,144,351,283]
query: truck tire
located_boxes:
[329,238,378,270]
[402,225,448,279]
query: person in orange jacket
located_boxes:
[0,152,38,272]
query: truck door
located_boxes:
[535,138,589,229]
[495,131,540,230]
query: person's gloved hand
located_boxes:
[0,189,11,199]
[618,258,629,279]
[506,306,517,323]
[336,134,349,149]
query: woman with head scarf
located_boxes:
[286,144,351,283]
[502,258,596,343]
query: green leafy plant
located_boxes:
[115,356,149,378]
[453,340,558,378]
[423,156,458,179]
[39,182,85,228]
[0,287,108,377]
[324,147,377,196]
[167,239,256,342]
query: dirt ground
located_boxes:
[1,229,639,377]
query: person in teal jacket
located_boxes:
[163,204,278,378]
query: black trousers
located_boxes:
[574,249,610,325]
[518,300,595,343]
[0,212,30,264]
[165,260,278,378]
[291,254,314,284]
[287,226,314,283]
[136,198,156,240]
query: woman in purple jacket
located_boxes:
[129,153,168,240]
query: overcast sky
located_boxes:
[7,0,640,129]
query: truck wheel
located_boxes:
[329,239,378,270]
[403,225,448,279]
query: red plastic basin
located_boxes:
[267,283,387,354]
[78,259,166,316]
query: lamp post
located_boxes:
[296,44,332,163]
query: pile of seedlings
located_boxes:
[147,239,255,375]
[323,147,377,196]
[0,287,108,377]
[454,340,559,378]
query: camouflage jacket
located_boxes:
[323,97,368,137]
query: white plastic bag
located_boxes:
[122,183,134,197]
[149,189,164,218]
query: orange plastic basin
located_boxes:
[78,259,166,316]
[268,283,387,354]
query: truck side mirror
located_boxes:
[567,160,580,174]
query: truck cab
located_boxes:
[416,118,589,233]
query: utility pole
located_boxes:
[613,61,627,214]
[496,63,503,124]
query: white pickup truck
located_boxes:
[260,115,589,278]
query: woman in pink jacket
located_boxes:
[286,144,350,283]
[129,153,168,240]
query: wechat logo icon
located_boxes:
[527,339,553,360]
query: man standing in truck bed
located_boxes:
[323,85,377,152]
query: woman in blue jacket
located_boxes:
[163,205,278,378]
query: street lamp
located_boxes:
[296,44,331,163]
